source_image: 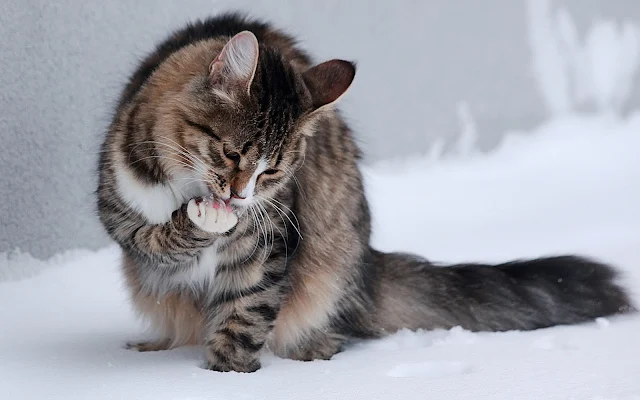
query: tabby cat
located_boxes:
[97,13,633,372]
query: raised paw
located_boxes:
[187,197,238,234]
[125,339,172,352]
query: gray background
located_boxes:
[1,0,639,259]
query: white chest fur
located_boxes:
[114,165,217,290]
[114,165,205,224]
[137,243,220,296]
[167,244,220,289]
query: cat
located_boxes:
[97,13,633,373]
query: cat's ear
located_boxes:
[302,60,356,112]
[209,31,259,95]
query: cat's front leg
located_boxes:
[128,196,238,266]
[203,258,288,373]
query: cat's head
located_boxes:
[152,31,355,210]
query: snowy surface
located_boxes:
[2,114,640,399]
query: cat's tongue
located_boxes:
[207,194,233,212]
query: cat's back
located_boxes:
[117,13,311,111]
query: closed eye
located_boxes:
[184,119,221,141]
[261,168,279,176]
[225,150,241,164]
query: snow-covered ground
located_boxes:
[2,113,640,400]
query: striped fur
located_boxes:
[97,13,633,373]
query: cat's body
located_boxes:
[97,13,632,372]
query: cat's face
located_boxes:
[154,31,354,210]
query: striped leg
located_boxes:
[204,257,287,373]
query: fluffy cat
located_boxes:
[97,13,633,372]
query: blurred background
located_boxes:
[1,0,639,260]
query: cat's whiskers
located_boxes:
[256,198,287,236]
[159,143,219,188]
[155,136,209,170]
[172,177,208,193]
[280,165,307,203]
[129,155,209,200]
[129,139,196,166]
[236,207,256,238]
[257,195,303,240]
[134,139,214,181]
[130,154,200,176]
[131,144,223,197]
[259,202,279,262]
[254,204,273,263]
[281,149,307,170]
[128,140,202,175]
[240,206,262,264]
[256,202,282,261]
[255,198,290,260]
[250,204,270,263]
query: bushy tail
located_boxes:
[373,250,634,333]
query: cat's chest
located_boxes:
[137,245,220,296]
[114,165,205,224]
[167,245,220,289]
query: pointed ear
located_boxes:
[302,60,356,111]
[209,31,259,95]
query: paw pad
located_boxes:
[187,198,238,233]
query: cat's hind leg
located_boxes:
[125,338,172,352]
[282,330,347,362]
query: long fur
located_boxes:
[96,12,634,373]
[372,252,632,333]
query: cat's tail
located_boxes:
[372,250,634,333]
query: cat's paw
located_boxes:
[187,197,238,234]
[125,339,172,352]
[203,354,261,373]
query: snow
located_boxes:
[526,0,640,115]
[386,361,472,378]
[2,113,640,399]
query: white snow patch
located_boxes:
[0,247,95,282]
[2,113,640,399]
[387,361,472,378]
[532,335,555,350]
[526,0,640,115]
